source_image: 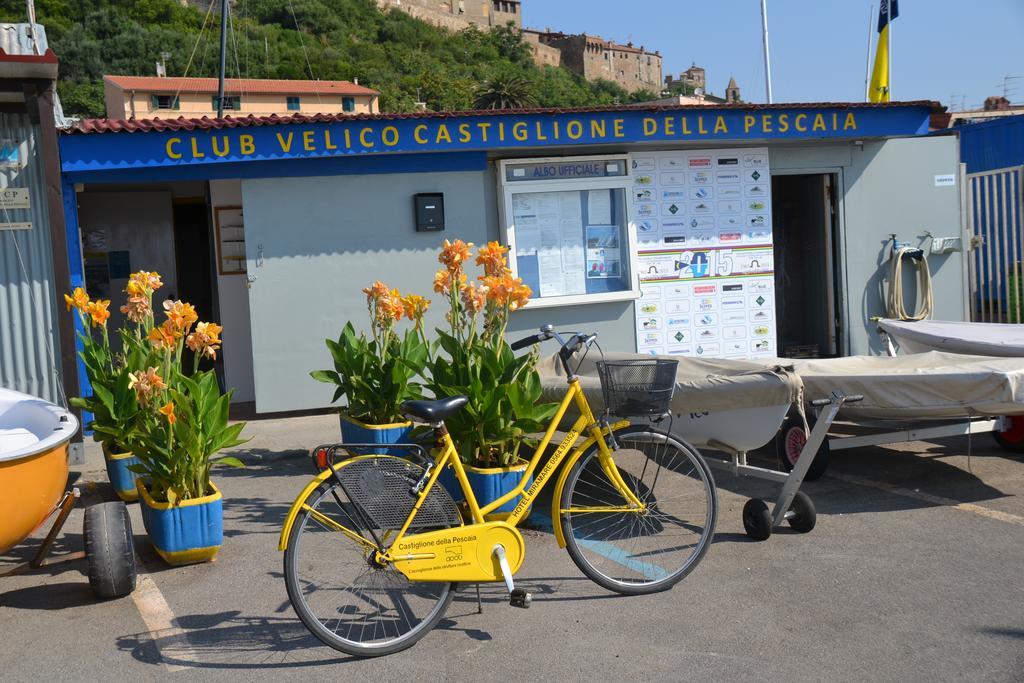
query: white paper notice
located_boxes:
[538,250,564,297]
[587,189,612,224]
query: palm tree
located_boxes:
[473,74,537,110]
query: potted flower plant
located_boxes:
[428,240,558,520]
[310,283,430,455]
[118,293,246,566]
[66,275,160,502]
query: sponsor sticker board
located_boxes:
[631,148,776,359]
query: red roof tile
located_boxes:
[103,75,380,97]
[65,100,945,135]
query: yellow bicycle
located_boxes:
[279,326,718,657]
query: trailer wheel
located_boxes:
[776,415,830,481]
[993,416,1024,453]
[786,491,817,533]
[742,498,773,541]
[84,502,137,599]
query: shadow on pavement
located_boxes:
[706,441,1012,518]
[0,581,96,610]
[117,612,356,669]
[978,627,1024,640]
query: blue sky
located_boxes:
[523,0,1024,109]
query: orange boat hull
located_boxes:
[0,444,68,554]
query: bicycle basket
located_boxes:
[595,359,679,417]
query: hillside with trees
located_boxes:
[0,0,657,118]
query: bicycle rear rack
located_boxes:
[309,442,432,472]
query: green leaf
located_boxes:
[214,456,246,468]
[310,369,342,385]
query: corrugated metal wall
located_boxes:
[959,115,1024,173]
[0,112,62,402]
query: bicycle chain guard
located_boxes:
[390,521,525,583]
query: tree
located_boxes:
[474,73,536,110]
[490,23,531,65]
[0,0,649,117]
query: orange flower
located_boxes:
[127,270,163,297]
[158,401,177,425]
[186,321,223,360]
[460,282,487,315]
[433,268,466,295]
[509,281,532,311]
[128,366,166,404]
[85,299,111,327]
[363,281,406,325]
[163,300,198,332]
[362,280,390,303]
[475,241,510,278]
[401,294,430,322]
[383,288,405,322]
[482,273,532,310]
[125,279,144,297]
[439,239,474,272]
[64,287,89,312]
[120,296,150,323]
[148,320,179,349]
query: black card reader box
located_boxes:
[414,193,445,232]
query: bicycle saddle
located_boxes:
[400,396,469,423]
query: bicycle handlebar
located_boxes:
[510,333,547,351]
[511,326,598,376]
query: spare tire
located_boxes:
[84,501,137,599]
[775,414,830,482]
[993,415,1024,454]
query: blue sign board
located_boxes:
[60,105,933,176]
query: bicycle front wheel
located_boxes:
[559,427,717,595]
[284,456,463,657]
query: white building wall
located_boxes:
[209,179,255,403]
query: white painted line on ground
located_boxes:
[130,570,198,673]
[828,472,1024,527]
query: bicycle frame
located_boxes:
[277,378,642,557]
[378,378,643,560]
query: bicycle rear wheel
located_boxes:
[559,427,717,595]
[284,456,463,657]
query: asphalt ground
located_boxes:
[2,413,1022,682]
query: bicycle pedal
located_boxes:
[510,588,532,609]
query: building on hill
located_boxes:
[374,0,521,31]
[370,0,661,93]
[521,28,562,68]
[665,64,706,94]
[103,76,380,119]
[725,77,741,103]
[640,76,741,107]
[525,31,662,94]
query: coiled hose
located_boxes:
[886,245,933,321]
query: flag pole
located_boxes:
[760,0,773,103]
[886,1,892,100]
[864,4,874,102]
[217,0,228,118]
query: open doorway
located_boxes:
[771,173,841,358]
[172,199,218,374]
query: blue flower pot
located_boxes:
[438,458,532,522]
[339,413,414,457]
[137,480,223,566]
[103,446,142,502]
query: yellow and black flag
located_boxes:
[869,0,899,102]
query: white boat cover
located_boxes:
[878,318,1024,357]
[790,351,1024,419]
[0,387,79,461]
[538,351,802,415]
